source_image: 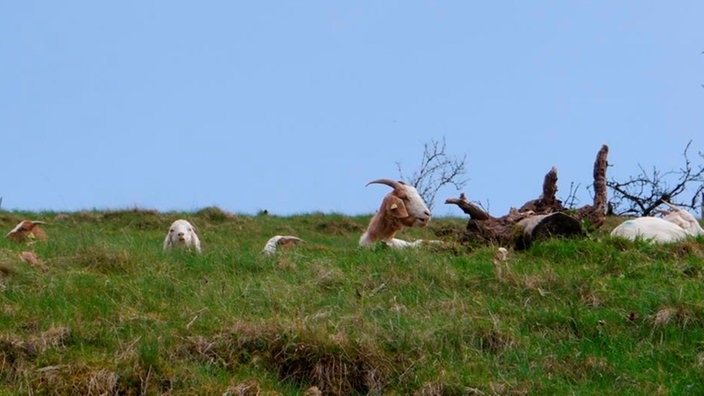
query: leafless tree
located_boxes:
[607,140,704,216]
[396,137,468,210]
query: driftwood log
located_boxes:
[446,145,609,250]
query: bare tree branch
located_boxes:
[396,137,468,210]
[607,140,704,216]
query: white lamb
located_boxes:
[163,219,202,253]
[610,202,704,244]
[359,178,435,249]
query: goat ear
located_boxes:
[385,196,409,218]
[192,232,202,252]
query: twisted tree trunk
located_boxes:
[445,145,609,250]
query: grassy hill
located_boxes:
[0,208,703,395]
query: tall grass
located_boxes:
[0,209,703,394]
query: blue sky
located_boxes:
[2,2,703,217]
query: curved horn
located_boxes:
[279,236,304,244]
[366,178,403,189]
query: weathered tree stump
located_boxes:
[445,145,609,250]
[513,212,585,250]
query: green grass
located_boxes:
[0,208,703,395]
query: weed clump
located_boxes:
[181,321,394,395]
[195,206,236,223]
[74,244,133,273]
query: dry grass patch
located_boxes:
[669,240,704,258]
[32,364,119,396]
[0,338,33,383]
[0,249,17,277]
[195,206,236,223]
[0,326,72,386]
[312,260,346,290]
[539,353,614,385]
[577,283,603,308]
[180,320,395,395]
[223,378,262,396]
[72,244,133,273]
[650,305,704,328]
[414,382,486,396]
[29,326,72,352]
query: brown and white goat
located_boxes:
[6,220,47,243]
[359,179,434,248]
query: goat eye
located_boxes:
[170,229,174,233]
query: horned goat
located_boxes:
[359,178,434,249]
[610,201,704,244]
[163,219,202,253]
[6,220,47,243]
[262,235,304,255]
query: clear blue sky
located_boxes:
[3,2,703,217]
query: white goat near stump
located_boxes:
[610,201,704,244]
[163,219,202,253]
[359,178,434,249]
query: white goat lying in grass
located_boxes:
[163,219,202,253]
[359,178,436,249]
[610,202,704,244]
[262,235,304,255]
